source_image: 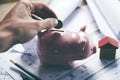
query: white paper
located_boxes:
[86,0,118,41]
[94,0,120,39]
[49,0,81,21]
[62,5,97,32]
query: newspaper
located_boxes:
[0,0,120,80]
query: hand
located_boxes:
[0,0,58,52]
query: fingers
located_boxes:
[31,1,57,19]
[34,18,58,31]
[5,0,33,20]
[16,0,57,19]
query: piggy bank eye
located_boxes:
[52,32,61,39]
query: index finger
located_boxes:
[31,2,57,19]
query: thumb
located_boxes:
[35,18,58,31]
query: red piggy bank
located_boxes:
[37,28,96,67]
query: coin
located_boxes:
[55,20,63,29]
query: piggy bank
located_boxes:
[37,28,96,67]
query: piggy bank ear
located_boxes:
[80,26,86,32]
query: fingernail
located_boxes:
[52,19,58,27]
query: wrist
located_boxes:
[0,23,14,52]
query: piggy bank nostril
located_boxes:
[92,46,96,53]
